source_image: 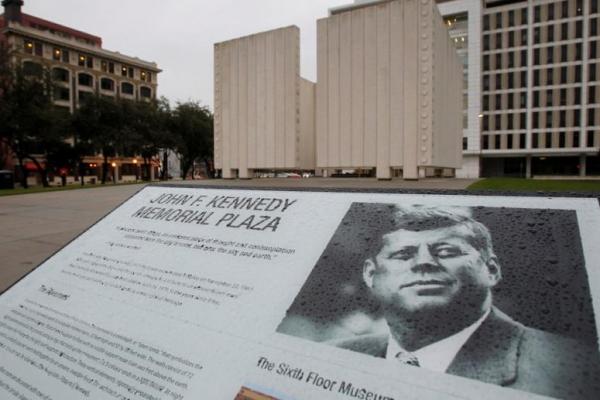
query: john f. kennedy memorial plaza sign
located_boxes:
[1,186,600,400]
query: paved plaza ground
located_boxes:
[0,177,476,292]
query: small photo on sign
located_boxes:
[234,385,293,400]
[276,203,600,400]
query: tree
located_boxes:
[170,101,213,179]
[0,42,69,187]
[126,97,172,181]
[72,95,124,184]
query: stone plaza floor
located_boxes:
[0,177,476,292]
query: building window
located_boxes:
[533,69,540,86]
[559,132,566,148]
[508,71,514,88]
[101,61,108,72]
[495,52,501,70]
[108,62,114,74]
[508,31,514,47]
[521,8,528,25]
[483,55,490,70]
[507,133,513,147]
[590,86,597,104]
[495,12,502,29]
[534,5,541,23]
[22,61,43,77]
[519,133,526,149]
[576,43,583,60]
[561,22,568,40]
[575,65,582,82]
[78,54,86,67]
[588,131,595,146]
[520,93,527,108]
[561,66,568,83]
[546,69,553,86]
[23,40,34,54]
[573,109,581,126]
[483,35,490,51]
[576,21,583,38]
[546,110,553,128]
[495,114,501,130]
[592,19,598,37]
[576,0,583,16]
[548,3,555,20]
[575,87,582,105]
[547,25,554,42]
[483,15,490,31]
[520,28,527,46]
[121,66,128,77]
[533,90,540,107]
[53,47,61,61]
[560,110,567,127]
[507,92,514,108]
[520,112,527,129]
[592,41,598,59]
[495,32,502,50]
[508,52,514,68]
[507,114,514,130]
[462,137,468,150]
[52,67,69,82]
[589,108,596,126]
[534,27,541,44]
[78,73,93,87]
[140,86,152,98]
[534,48,540,65]
[573,131,580,147]
[546,47,554,64]
[483,135,489,149]
[494,134,501,149]
[593,0,598,14]
[62,49,69,63]
[533,112,539,129]
[483,115,489,130]
[121,82,134,95]
[483,75,490,91]
[495,94,502,110]
[495,73,501,90]
[483,95,489,110]
[532,133,539,148]
[562,1,569,18]
[54,87,70,101]
[560,88,567,105]
[590,64,597,81]
[521,49,527,67]
[561,45,568,62]
[101,78,115,91]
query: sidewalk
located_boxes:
[0,178,477,292]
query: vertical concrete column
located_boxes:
[222,169,235,179]
[377,167,392,180]
[239,168,253,179]
[525,155,532,178]
[580,155,587,177]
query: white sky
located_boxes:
[23,0,353,110]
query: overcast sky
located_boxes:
[23,0,352,110]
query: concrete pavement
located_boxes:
[0,177,476,292]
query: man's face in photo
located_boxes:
[363,224,501,317]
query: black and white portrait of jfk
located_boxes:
[277,203,600,399]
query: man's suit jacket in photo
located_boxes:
[332,308,600,399]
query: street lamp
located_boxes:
[111,162,117,184]
[132,159,139,182]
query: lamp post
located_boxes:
[111,162,117,184]
[133,159,139,182]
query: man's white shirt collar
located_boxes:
[385,308,491,372]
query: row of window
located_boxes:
[53,84,153,101]
[483,43,591,72]
[482,108,600,131]
[483,71,528,91]
[483,0,593,32]
[484,86,600,111]
[23,39,154,83]
[481,131,596,150]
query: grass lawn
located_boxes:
[468,178,600,192]
[0,181,145,197]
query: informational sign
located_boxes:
[1,186,600,400]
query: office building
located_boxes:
[0,0,162,184]
[438,0,600,177]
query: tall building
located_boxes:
[438,0,600,178]
[0,0,162,184]
[214,0,463,180]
